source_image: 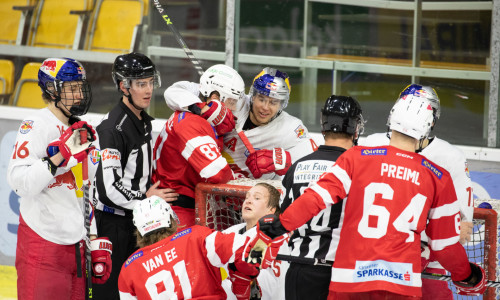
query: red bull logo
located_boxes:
[41,59,57,72]
[295,125,305,138]
[265,82,278,91]
[20,120,34,134]
[48,171,76,190]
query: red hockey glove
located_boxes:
[47,121,96,167]
[201,100,236,136]
[90,237,113,284]
[245,148,291,179]
[261,233,289,269]
[246,215,289,269]
[453,263,487,296]
[228,265,253,300]
[234,237,260,278]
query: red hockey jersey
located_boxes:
[152,111,234,199]
[118,225,247,299]
[280,146,471,297]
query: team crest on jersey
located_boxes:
[124,251,143,267]
[465,162,470,178]
[361,148,387,156]
[20,120,34,134]
[421,159,443,179]
[171,228,192,241]
[295,125,306,139]
[90,149,100,165]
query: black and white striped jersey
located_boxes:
[92,100,154,216]
[281,145,346,261]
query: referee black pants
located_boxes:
[93,210,138,300]
[285,262,332,300]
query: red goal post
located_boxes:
[195,182,499,299]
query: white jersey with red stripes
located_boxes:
[7,108,90,245]
[279,145,471,297]
[118,225,247,300]
[222,96,317,179]
[362,133,474,222]
[152,110,234,199]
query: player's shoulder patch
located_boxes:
[361,147,387,156]
[124,250,143,267]
[171,228,192,241]
[294,125,306,139]
[20,120,34,134]
[90,148,101,165]
[421,158,443,179]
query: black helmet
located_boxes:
[112,52,160,91]
[321,95,364,136]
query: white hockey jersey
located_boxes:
[7,108,89,245]
[362,133,473,222]
[222,223,289,300]
[223,97,317,180]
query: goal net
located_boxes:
[195,181,499,299]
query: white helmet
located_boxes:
[199,64,245,105]
[397,84,440,120]
[249,67,291,114]
[133,196,178,236]
[387,94,434,140]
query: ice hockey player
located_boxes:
[8,57,112,300]
[118,196,262,299]
[222,182,288,300]
[256,95,487,299]
[361,84,474,299]
[152,64,245,228]
[281,95,364,300]
[93,52,177,300]
[223,67,318,179]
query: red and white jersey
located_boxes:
[280,146,471,297]
[118,225,247,300]
[152,111,234,199]
[222,223,289,300]
[362,134,474,222]
[223,96,317,179]
[7,108,89,244]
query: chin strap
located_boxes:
[125,92,144,111]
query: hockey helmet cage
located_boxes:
[112,52,161,90]
[398,84,440,120]
[387,94,434,140]
[133,196,178,237]
[321,95,364,136]
[38,58,92,116]
[250,67,291,112]
[199,64,245,106]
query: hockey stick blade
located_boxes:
[422,272,500,288]
[152,0,204,76]
[80,130,93,300]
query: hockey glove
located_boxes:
[453,262,487,296]
[47,121,96,167]
[228,264,253,300]
[261,233,289,269]
[201,100,236,136]
[234,237,260,277]
[90,237,113,284]
[245,148,291,179]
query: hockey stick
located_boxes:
[422,272,500,288]
[275,254,333,267]
[152,0,204,76]
[80,130,93,300]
